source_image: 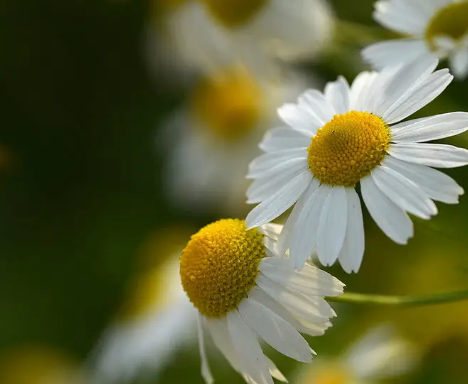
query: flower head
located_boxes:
[363,0,468,79]
[246,58,468,273]
[181,219,344,384]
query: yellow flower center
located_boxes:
[425,1,468,50]
[190,67,264,142]
[307,111,390,187]
[307,365,353,384]
[200,0,269,28]
[180,219,265,318]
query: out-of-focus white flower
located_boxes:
[148,0,334,83]
[160,65,317,215]
[363,0,468,80]
[246,58,468,273]
[179,219,344,384]
[293,325,418,384]
[91,231,197,384]
[0,345,91,384]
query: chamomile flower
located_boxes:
[363,0,468,79]
[91,231,197,383]
[293,326,417,384]
[246,58,468,273]
[161,65,311,215]
[148,0,334,82]
[180,219,344,384]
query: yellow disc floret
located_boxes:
[425,1,468,50]
[190,67,264,142]
[200,0,269,28]
[308,111,390,187]
[180,219,265,318]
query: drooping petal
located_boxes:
[449,48,468,80]
[361,175,413,244]
[198,315,214,384]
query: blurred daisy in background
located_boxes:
[293,325,418,384]
[160,64,316,216]
[363,0,468,79]
[246,58,468,273]
[147,0,334,85]
[91,227,197,384]
[180,219,344,384]
[0,345,91,384]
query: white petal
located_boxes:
[349,71,379,111]
[249,286,331,337]
[265,357,287,383]
[317,186,348,267]
[259,127,311,153]
[198,315,214,384]
[246,172,312,229]
[289,183,330,270]
[361,176,413,244]
[256,275,335,323]
[324,76,351,115]
[371,165,437,219]
[391,112,468,142]
[384,156,463,204]
[449,48,468,80]
[206,317,242,373]
[248,149,307,176]
[373,0,430,35]
[247,157,307,179]
[258,223,283,241]
[297,89,336,124]
[227,311,273,384]
[238,298,312,362]
[278,103,322,135]
[389,142,468,168]
[383,68,453,124]
[371,58,438,117]
[259,258,344,297]
[338,188,365,274]
[362,39,431,71]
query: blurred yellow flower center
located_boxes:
[308,111,390,187]
[310,365,352,384]
[200,0,269,28]
[191,68,264,142]
[180,219,265,318]
[426,1,468,50]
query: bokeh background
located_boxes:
[1,0,468,383]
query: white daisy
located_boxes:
[161,65,314,215]
[293,325,418,384]
[148,0,334,83]
[180,219,344,384]
[362,0,468,79]
[246,58,468,273]
[91,254,197,383]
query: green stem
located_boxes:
[327,289,468,306]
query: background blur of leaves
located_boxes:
[1,0,468,383]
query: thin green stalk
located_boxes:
[327,289,468,306]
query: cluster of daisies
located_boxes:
[93,0,468,384]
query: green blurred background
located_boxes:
[1,0,468,383]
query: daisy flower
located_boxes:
[161,65,313,215]
[147,0,334,83]
[91,231,197,383]
[180,219,344,384]
[246,58,468,273]
[362,0,468,79]
[293,326,418,384]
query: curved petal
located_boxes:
[198,315,214,384]
[389,143,468,168]
[338,188,365,274]
[317,186,348,267]
[259,127,311,153]
[324,76,351,115]
[238,298,312,362]
[361,175,413,244]
[278,103,322,135]
[449,48,468,80]
[297,89,336,124]
[248,149,307,176]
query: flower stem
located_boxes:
[327,289,468,306]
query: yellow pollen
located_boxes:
[425,1,468,50]
[200,0,269,28]
[190,67,264,142]
[307,111,390,187]
[180,219,265,318]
